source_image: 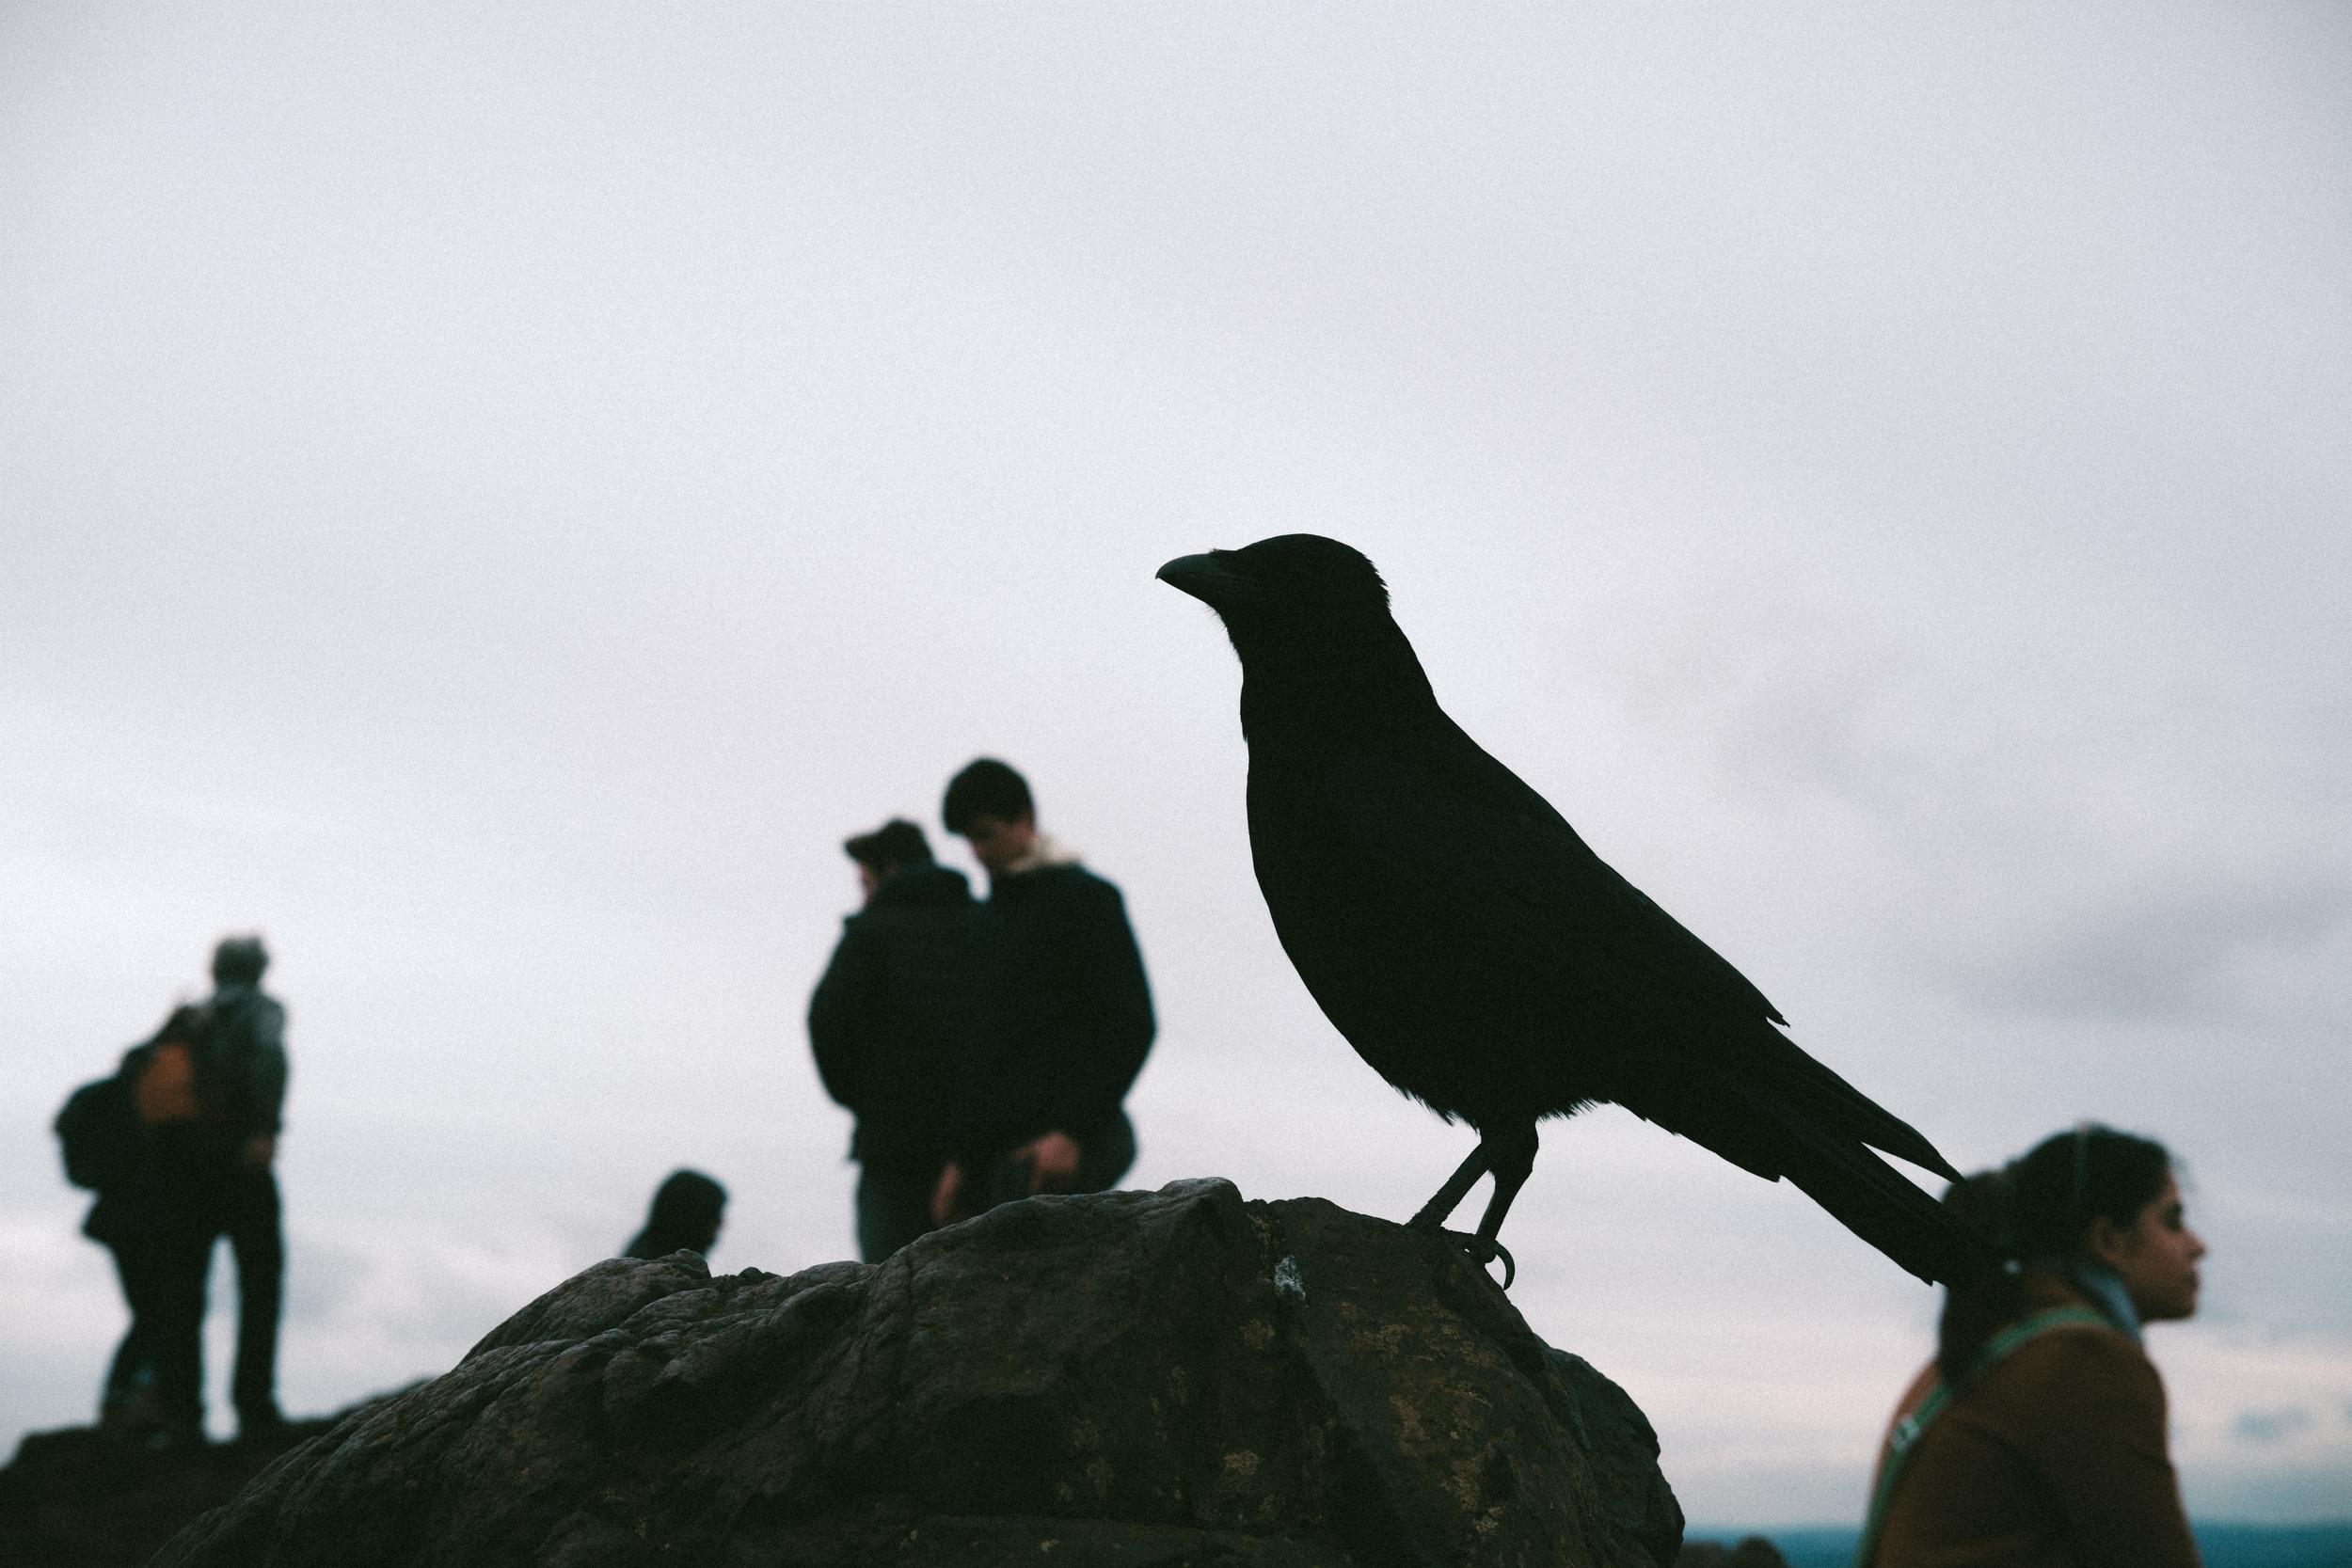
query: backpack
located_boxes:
[55,1057,145,1192]
[55,1007,217,1192]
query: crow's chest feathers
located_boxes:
[1246,760,1475,1034]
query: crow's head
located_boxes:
[1157,534,1391,644]
[1159,535,1430,721]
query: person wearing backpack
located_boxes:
[67,936,293,1448]
[72,1004,214,1447]
[1857,1125,2206,1568]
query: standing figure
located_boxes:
[77,935,290,1448]
[199,933,290,1442]
[809,818,977,1260]
[1859,1125,2206,1567]
[932,759,1155,1225]
[81,1005,214,1449]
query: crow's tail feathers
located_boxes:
[1746,1028,1962,1181]
[1628,1098,1999,1286]
[1617,1028,1994,1284]
[1762,1101,1999,1287]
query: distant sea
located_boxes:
[1688,1523,2352,1568]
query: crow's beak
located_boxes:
[1156,551,1257,611]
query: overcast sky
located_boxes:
[4,2,2348,1528]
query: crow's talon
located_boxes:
[1438,1229,1515,1290]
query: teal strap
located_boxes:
[1851,1307,2110,1567]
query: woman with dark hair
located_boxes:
[1858,1124,2207,1566]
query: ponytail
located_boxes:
[1934,1124,2171,1385]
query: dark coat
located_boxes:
[956,861,1154,1163]
[202,984,290,1137]
[84,1125,219,1247]
[83,992,283,1246]
[808,863,977,1170]
[1868,1274,2200,1568]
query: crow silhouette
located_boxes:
[1158,533,1990,1288]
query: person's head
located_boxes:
[1938,1125,2202,1380]
[943,758,1037,875]
[211,934,269,989]
[640,1168,727,1258]
[2004,1124,2201,1322]
[844,818,933,900]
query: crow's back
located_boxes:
[1245,709,1789,1124]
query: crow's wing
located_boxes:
[1273,713,1954,1177]
[1311,711,1788,1024]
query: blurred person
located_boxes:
[1858,1124,2206,1568]
[79,1005,215,1449]
[808,818,977,1260]
[70,936,291,1449]
[931,759,1154,1226]
[199,933,291,1442]
[624,1169,728,1259]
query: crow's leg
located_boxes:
[1406,1142,1492,1230]
[1464,1121,1539,1287]
[1403,1124,1537,1290]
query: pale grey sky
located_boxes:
[4,3,2347,1526]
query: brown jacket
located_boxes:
[1867,1275,2200,1568]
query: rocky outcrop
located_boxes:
[0,1408,359,1568]
[157,1179,1682,1567]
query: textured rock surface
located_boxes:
[157,1179,1682,1567]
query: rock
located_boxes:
[0,1402,378,1568]
[156,1180,1683,1567]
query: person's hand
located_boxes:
[239,1134,277,1170]
[1016,1131,1082,1194]
[930,1162,964,1226]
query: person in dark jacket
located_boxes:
[624,1169,727,1260]
[84,1005,216,1449]
[199,934,290,1440]
[931,759,1155,1225]
[809,818,977,1260]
